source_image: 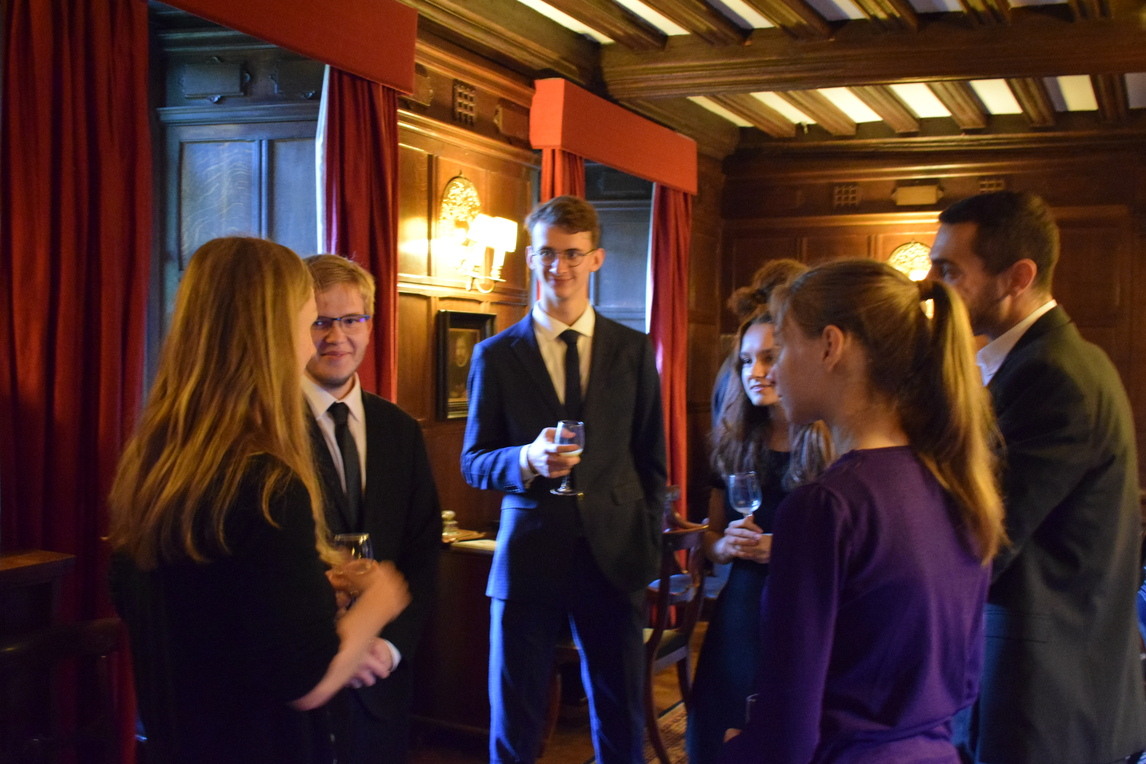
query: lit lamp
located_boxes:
[462,213,519,293]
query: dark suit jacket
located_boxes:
[461,312,667,603]
[967,306,1146,763]
[312,392,441,722]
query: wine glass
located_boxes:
[550,420,585,497]
[331,533,375,595]
[726,472,762,520]
[332,532,374,561]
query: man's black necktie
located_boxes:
[560,329,582,419]
[327,402,362,530]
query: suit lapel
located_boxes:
[583,317,619,424]
[508,315,565,421]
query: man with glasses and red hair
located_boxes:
[463,196,667,764]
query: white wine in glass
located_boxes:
[551,420,585,497]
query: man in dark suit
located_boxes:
[929,191,1146,763]
[303,254,441,764]
[462,196,667,764]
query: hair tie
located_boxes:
[917,279,937,302]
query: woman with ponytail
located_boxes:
[721,259,1006,763]
[109,237,409,763]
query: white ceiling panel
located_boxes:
[752,92,814,124]
[711,0,775,27]
[616,0,690,35]
[517,0,613,41]
[1126,73,1146,109]
[689,96,754,126]
[889,83,952,118]
[820,88,883,122]
[1045,75,1098,111]
[970,79,1024,114]
[805,0,866,21]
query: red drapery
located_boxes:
[649,186,693,519]
[0,0,151,757]
[539,148,586,201]
[0,0,151,617]
[319,68,400,401]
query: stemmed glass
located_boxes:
[550,420,585,497]
[726,472,762,520]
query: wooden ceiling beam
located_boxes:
[542,0,666,50]
[778,90,856,135]
[1067,0,1109,20]
[958,0,1010,26]
[710,93,795,137]
[1091,73,1129,122]
[622,97,742,158]
[601,13,1146,98]
[653,0,748,46]
[1006,77,1056,128]
[738,0,832,40]
[927,81,988,129]
[849,85,919,133]
[410,0,598,85]
[849,0,919,32]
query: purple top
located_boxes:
[721,447,989,764]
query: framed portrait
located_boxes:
[437,310,495,419]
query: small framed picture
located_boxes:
[437,310,495,419]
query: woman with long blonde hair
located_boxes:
[722,259,1005,763]
[109,237,408,764]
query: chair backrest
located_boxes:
[645,524,707,664]
[0,617,125,764]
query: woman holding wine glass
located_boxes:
[687,306,834,764]
[108,237,409,764]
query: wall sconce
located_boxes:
[462,213,519,293]
[888,241,933,281]
[438,175,519,294]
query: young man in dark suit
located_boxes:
[462,196,667,764]
[929,191,1146,763]
[303,255,441,764]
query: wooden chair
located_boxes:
[0,617,125,764]
[544,521,709,762]
[643,522,707,764]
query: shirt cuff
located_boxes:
[518,446,536,488]
[383,639,402,669]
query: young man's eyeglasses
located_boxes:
[312,314,371,333]
[530,247,598,267]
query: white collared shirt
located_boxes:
[976,299,1057,386]
[302,374,367,494]
[518,303,596,481]
[530,302,595,404]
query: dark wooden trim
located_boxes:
[1007,77,1056,128]
[957,0,1010,26]
[928,81,988,130]
[851,86,919,134]
[779,91,856,136]
[542,0,666,50]
[655,0,749,46]
[621,97,742,158]
[1092,73,1129,123]
[711,93,795,138]
[601,12,1146,98]
[851,0,919,32]
[739,0,832,40]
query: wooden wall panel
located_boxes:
[720,147,1146,482]
[393,38,538,534]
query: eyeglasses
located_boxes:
[312,314,371,333]
[530,247,598,267]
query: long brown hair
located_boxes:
[772,259,1006,562]
[108,237,327,569]
[711,309,834,490]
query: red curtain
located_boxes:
[1,0,151,757]
[319,68,400,401]
[0,0,151,614]
[540,148,586,201]
[649,186,693,520]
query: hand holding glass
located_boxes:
[551,420,585,497]
[331,533,375,597]
[726,472,762,519]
